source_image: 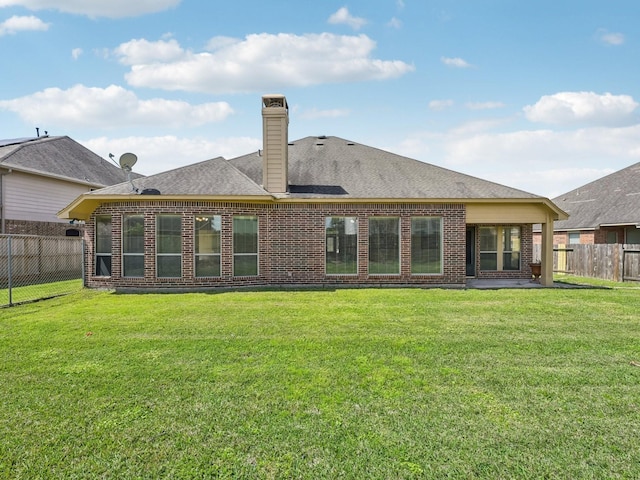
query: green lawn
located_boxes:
[1,286,639,478]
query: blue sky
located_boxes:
[1,0,639,198]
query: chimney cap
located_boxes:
[262,94,288,109]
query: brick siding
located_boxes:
[84,200,534,290]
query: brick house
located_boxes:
[533,161,640,246]
[59,94,566,289]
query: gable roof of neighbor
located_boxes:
[91,136,541,199]
[551,161,640,230]
[0,136,138,187]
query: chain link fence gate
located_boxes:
[0,235,84,307]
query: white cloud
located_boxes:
[524,92,638,126]
[300,108,350,120]
[0,0,181,18]
[83,135,261,175]
[328,7,367,30]
[441,56,472,68]
[113,38,185,65]
[391,124,640,198]
[465,101,506,110]
[429,99,454,111]
[387,17,402,29]
[596,29,625,46]
[0,84,233,128]
[71,47,82,59]
[116,33,414,94]
[0,15,49,35]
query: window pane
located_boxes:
[234,255,258,276]
[123,215,144,253]
[123,255,144,277]
[369,217,400,274]
[479,227,497,251]
[568,232,581,245]
[480,252,497,270]
[626,227,640,244]
[196,255,221,277]
[502,227,520,270]
[157,255,181,278]
[157,215,182,254]
[195,215,221,254]
[96,255,111,277]
[503,252,520,270]
[502,227,521,253]
[326,217,358,275]
[95,216,112,254]
[411,217,442,274]
[234,216,258,254]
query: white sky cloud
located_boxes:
[441,56,472,68]
[113,38,184,65]
[71,47,82,59]
[596,29,625,46]
[328,7,367,30]
[300,108,350,120]
[0,15,49,35]
[429,99,454,111]
[392,123,640,198]
[83,135,261,175]
[0,0,181,18]
[387,17,402,29]
[116,33,414,94]
[524,91,638,126]
[465,101,506,110]
[0,84,233,128]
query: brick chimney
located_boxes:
[261,94,289,193]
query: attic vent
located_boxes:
[347,142,354,146]
[317,135,327,139]
[316,143,324,146]
[141,188,161,195]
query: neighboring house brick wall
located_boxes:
[85,200,468,289]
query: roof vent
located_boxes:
[318,135,327,139]
[141,188,161,195]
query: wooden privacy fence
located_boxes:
[533,244,640,282]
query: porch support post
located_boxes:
[540,216,554,286]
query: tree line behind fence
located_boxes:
[533,243,640,282]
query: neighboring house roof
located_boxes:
[550,161,640,231]
[0,136,139,188]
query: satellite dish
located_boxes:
[119,152,137,171]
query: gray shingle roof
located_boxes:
[551,161,640,230]
[86,135,545,201]
[91,157,269,196]
[229,136,541,199]
[0,136,135,187]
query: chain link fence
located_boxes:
[0,235,84,307]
